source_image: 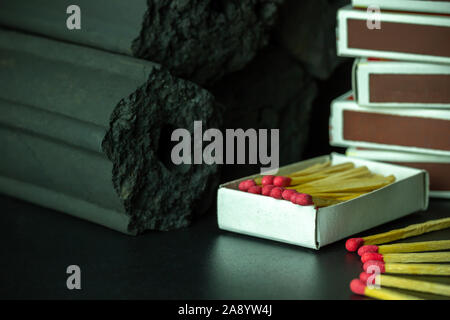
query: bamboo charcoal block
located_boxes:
[0,29,223,234]
[0,0,283,85]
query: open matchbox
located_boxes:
[217,153,429,250]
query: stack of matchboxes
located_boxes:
[329,1,450,198]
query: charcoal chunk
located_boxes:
[102,67,223,233]
[276,0,350,79]
[132,0,284,85]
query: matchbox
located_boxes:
[346,147,450,199]
[217,153,428,250]
[336,5,450,64]
[353,58,450,108]
[352,0,450,15]
[329,91,450,156]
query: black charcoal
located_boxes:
[0,0,283,85]
[0,29,222,234]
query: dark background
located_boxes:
[303,61,352,159]
[1,0,449,301]
[1,194,449,300]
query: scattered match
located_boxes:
[349,279,421,300]
[363,260,450,276]
[345,217,450,252]
[357,240,450,256]
[238,161,396,208]
[359,272,450,297]
[361,251,450,264]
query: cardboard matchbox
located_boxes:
[217,153,429,250]
[329,92,450,157]
[336,5,450,64]
[353,58,450,109]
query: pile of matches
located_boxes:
[238,161,396,207]
[346,217,450,300]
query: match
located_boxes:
[363,260,450,276]
[239,160,396,207]
[350,279,421,300]
[361,251,450,264]
[358,240,450,256]
[359,272,450,297]
[345,217,450,252]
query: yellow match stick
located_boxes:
[289,161,331,177]
[350,279,422,300]
[254,160,332,184]
[364,260,450,276]
[361,251,450,264]
[275,162,356,186]
[358,240,450,256]
[360,272,450,297]
[291,166,371,188]
[345,217,450,252]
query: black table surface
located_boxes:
[1,194,449,300]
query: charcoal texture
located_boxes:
[132,0,283,85]
[212,46,317,181]
[276,0,350,79]
[102,66,222,233]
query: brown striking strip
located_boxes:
[342,110,450,151]
[390,162,450,191]
[369,74,450,103]
[347,19,450,57]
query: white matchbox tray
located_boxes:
[217,153,429,250]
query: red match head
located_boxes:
[238,179,256,191]
[273,176,292,187]
[358,245,379,256]
[261,175,275,186]
[349,279,366,295]
[361,252,383,263]
[359,272,375,286]
[269,187,285,199]
[345,238,365,252]
[293,193,313,206]
[247,185,262,195]
[282,189,297,201]
[363,260,385,273]
[261,184,276,196]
